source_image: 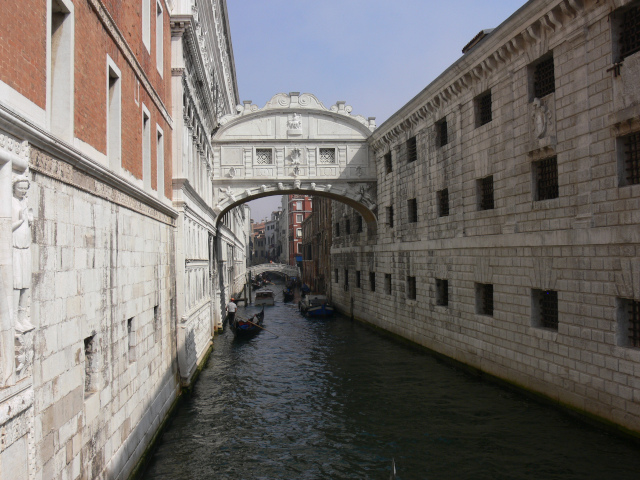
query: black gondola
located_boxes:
[283,287,294,302]
[230,305,265,337]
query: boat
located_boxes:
[282,286,294,302]
[254,289,275,306]
[230,306,265,337]
[299,294,334,317]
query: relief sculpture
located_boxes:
[12,173,34,334]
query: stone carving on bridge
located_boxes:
[289,148,302,165]
[12,173,34,335]
[228,167,236,178]
[287,113,302,136]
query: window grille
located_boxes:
[406,136,417,162]
[387,205,394,228]
[256,148,272,164]
[480,176,494,210]
[385,152,392,173]
[356,215,363,233]
[346,219,351,235]
[436,279,448,306]
[620,4,640,60]
[335,269,339,283]
[623,132,640,185]
[438,189,449,217]
[319,148,336,163]
[356,271,361,288]
[385,274,392,295]
[437,118,448,147]
[335,222,340,237]
[477,91,492,126]
[478,283,494,316]
[539,290,558,330]
[534,56,555,98]
[628,299,640,347]
[344,269,349,290]
[408,198,418,223]
[370,272,376,292]
[535,157,559,200]
[407,276,417,300]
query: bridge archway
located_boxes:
[210,93,378,230]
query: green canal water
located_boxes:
[142,295,640,479]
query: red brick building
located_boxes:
[287,194,312,266]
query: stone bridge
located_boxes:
[248,263,300,278]
[210,93,378,227]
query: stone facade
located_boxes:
[330,0,640,436]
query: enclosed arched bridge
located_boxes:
[248,263,300,278]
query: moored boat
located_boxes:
[254,289,275,306]
[299,294,334,317]
[283,287,294,302]
[230,305,265,337]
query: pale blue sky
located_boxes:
[226,0,528,221]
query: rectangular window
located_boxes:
[618,3,640,61]
[297,243,302,254]
[296,214,303,223]
[319,148,336,163]
[618,298,640,348]
[256,148,273,164]
[436,117,448,147]
[128,317,136,363]
[407,276,416,300]
[620,132,640,186]
[296,228,302,237]
[356,215,363,233]
[356,271,361,288]
[476,90,492,127]
[154,305,160,344]
[533,54,555,99]
[107,61,121,170]
[387,205,394,228]
[296,201,302,210]
[406,136,417,163]
[534,157,558,200]
[344,269,349,290]
[532,289,559,330]
[335,269,339,283]
[142,107,151,191]
[385,274,392,295]
[156,127,164,198]
[476,283,494,316]
[142,0,150,52]
[84,335,97,394]
[335,222,340,237]
[438,188,449,217]
[408,198,418,223]
[156,1,163,74]
[50,0,74,140]
[436,279,449,307]
[369,272,376,292]
[385,152,392,174]
[478,176,494,210]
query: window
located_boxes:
[344,269,349,290]
[156,1,163,74]
[142,106,151,190]
[617,298,640,347]
[156,127,164,198]
[296,228,302,238]
[50,0,74,140]
[297,243,302,254]
[335,222,340,237]
[319,148,336,163]
[619,132,640,186]
[385,152,392,174]
[533,157,558,200]
[406,136,417,163]
[476,283,494,316]
[296,214,303,223]
[408,198,418,223]
[407,276,416,300]
[107,60,121,170]
[154,305,160,343]
[436,117,448,147]
[475,90,492,127]
[478,176,494,210]
[438,188,449,217]
[296,201,302,210]
[84,335,97,394]
[356,215,363,233]
[384,274,392,294]
[256,148,273,165]
[532,289,558,330]
[387,205,394,228]
[356,271,361,288]
[436,279,448,306]
[142,0,150,52]
[128,317,136,362]
[618,3,640,61]
[335,269,339,283]
[532,54,555,99]
[369,272,376,292]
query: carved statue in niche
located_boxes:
[12,174,34,334]
[532,97,551,139]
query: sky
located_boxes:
[226,0,528,222]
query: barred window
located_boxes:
[345,219,351,235]
[476,90,492,127]
[385,274,392,295]
[534,157,559,200]
[436,279,448,307]
[533,55,555,99]
[335,222,340,237]
[438,188,449,217]
[319,148,336,164]
[476,283,494,316]
[407,276,417,300]
[620,132,640,185]
[618,298,640,348]
[255,148,273,164]
[334,269,339,283]
[619,4,640,60]
[385,152,392,174]
[370,272,376,292]
[406,136,417,163]
[387,205,394,228]
[533,289,558,330]
[436,118,448,147]
[479,176,494,210]
[344,269,349,290]
[356,215,363,233]
[356,270,361,289]
[408,198,418,223]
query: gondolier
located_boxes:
[226,298,237,323]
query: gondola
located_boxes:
[230,305,265,337]
[282,286,294,302]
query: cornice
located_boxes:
[88,0,173,128]
[369,0,586,152]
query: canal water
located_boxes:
[143,289,640,479]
